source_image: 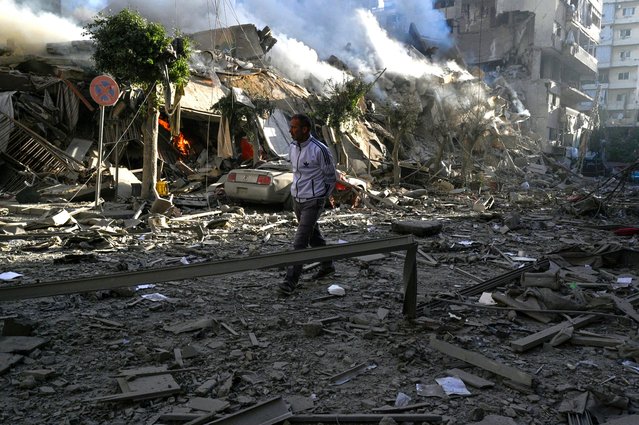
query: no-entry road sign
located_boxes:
[90,75,120,106]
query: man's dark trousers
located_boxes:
[286,198,332,284]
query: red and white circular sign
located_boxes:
[90,75,120,106]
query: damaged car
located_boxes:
[225,161,294,209]
[224,161,367,209]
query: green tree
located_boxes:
[591,126,639,163]
[381,97,420,185]
[311,76,374,166]
[84,9,191,199]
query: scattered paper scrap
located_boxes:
[0,272,23,281]
[435,376,471,396]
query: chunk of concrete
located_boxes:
[391,220,442,237]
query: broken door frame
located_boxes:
[0,235,419,318]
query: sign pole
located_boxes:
[95,105,105,208]
[89,74,120,210]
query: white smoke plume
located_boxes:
[0,0,88,54]
[2,0,462,98]
[94,0,454,92]
[230,0,452,88]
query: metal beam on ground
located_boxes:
[0,235,419,317]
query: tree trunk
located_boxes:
[141,93,159,200]
[461,136,475,184]
[392,135,401,185]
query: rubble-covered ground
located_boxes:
[1,173,639,425]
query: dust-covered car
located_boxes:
[224,161,368,209]
[224,161,294,208]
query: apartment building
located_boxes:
[593,0,639,126]
[375,0,602,148]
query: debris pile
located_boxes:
[1,9,639,425]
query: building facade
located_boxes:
[591,0,639,126]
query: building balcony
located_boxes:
[597,59,612,68]
[609,57,639,68]
[564,4,601,41]
[599,38,613,47]
[581,82,608,92]
[614,15,639,25]
[605,98,639,110]
[610,36,639,47]
[561,83,594,106]
[604,116,639,127]
[561,44,598,74]
[608,79,639,89]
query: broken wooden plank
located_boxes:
[203,396,292,425]
[0,336,48,354]
[422,259,551,310]
[510,314,599,353]
[248,332,260,347]
[372,401,432,413]
[445,368,495,389]
[116,372,180,395]
[417,248,438,266]
[188,397,230,414]
[491,292,552,324]
[88,386,181,403]
[430,335,533,387]
[221,322,239,336]
[610,295,639,324]
[329,362,377,386]
[288,413,442,423]
[569,335,625,348]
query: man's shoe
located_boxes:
[278,279,297,296]
[312,266,336,280]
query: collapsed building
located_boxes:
[0,2,604,207]
[376,0,601,156]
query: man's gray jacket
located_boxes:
[289,135,336,202]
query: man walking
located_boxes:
[279,113,337,296]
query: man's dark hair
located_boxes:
[291,113,313,130]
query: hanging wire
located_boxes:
[62,83,157,207]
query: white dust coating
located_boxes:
[0,0,88,54]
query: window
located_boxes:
[599,71,609,83]
[620,29,631,38]
[617,94,626,101]
[619,72,630,80]
[620,51,631,60]
[623,7,636,17]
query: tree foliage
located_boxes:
[312,77,373,132]
[83,8,191,88]
[591,126,639,162]
[380,97,421,184]
[213,92,274,141]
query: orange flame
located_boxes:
[173,132,191,157]
[158,117,191,157]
